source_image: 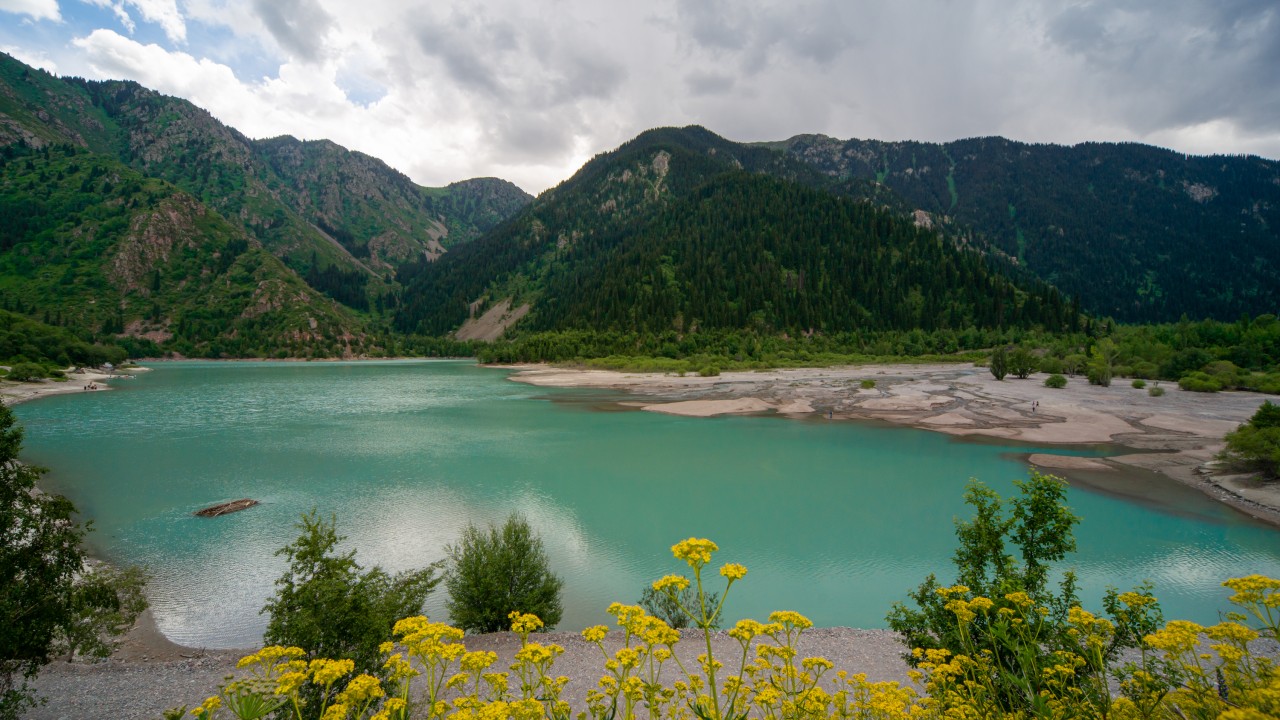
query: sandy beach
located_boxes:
[0,366,145,406]
[507,362,1280,525]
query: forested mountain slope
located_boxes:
[772,134,1280,322]
[0,143,373,357]
[395,126,1073,338]
[0,53,531,308]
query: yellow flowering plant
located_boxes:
[170,532,1280,720]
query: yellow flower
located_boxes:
[514,642,563,666]
[508,611,544,634]
[581,625,608,643]
[1003,591,1033,608]
[310,658,355,687]
[768,610,813,630]
[652,574,691,592]
[671,538,719,567]
[190,696,221,718]
[320,702,349,720]
[275,671,307,696]
[719,563,747,581]
[337,674,384,705]
[1117,591,1157,609]
[370,697,407,720]
[461,650,498,673]
[729,618,768,642]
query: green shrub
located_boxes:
[4,362,46,381]
[1062,353,1088,376]
[1251,401,1280,429]
[1008,346,1038,379]
[989,347,1008,380]
[1132,379,1146,389]
[860,378,876,389]
[0,405,147,719]
[1178,371,1222,392]
[1149,385,1166,397]
[445,513,563,633]
[1129,360,1159,379]
[262,512,441,678]
[1037,356,1064,375]
[638,584,719,630]
[887,472,1160,714]
[1219,402,1280,479]
[698,365,720,377]
[1044,373,1067,389]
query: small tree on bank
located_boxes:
[1008,346,1038,379]
[0,405,147,720]
[1219,401,1280,479]
[262,512,442,676]
[445,513,563,633]
[989,346,1009,380]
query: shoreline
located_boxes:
[0,365,144,406]
[505,362,1280,527]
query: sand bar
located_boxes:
[507,362,1280,525]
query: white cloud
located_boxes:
[85,0,186,43]
[2,44,58,72]
[0,0,60,21]
[30,0,1280,193]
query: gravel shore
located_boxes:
[24,617,911,719]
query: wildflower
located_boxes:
[1118,591,1158,609]
[719,563,747,581]
[191,696,221,718]
[1222,574,1280,606]
[337,674,384,705]
[310,658,355,686]
[461,650,498,673]
[514,642,563,666]
[935,585,971,598]
[671,538,719,567]
[370,698,406,720]
[653,574,691,593]
[509,611,544,634]
[729,618,767,642]
[382,653,418,683]
[1144,620,1204,653]
[320,702,349,720]
[1003,591,1033,608]
[275,671,307,696]
[581,625,608,643]
[768,610,813,630]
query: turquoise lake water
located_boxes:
[13,360,1280,648]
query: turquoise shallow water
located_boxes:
[13,360,1280,648]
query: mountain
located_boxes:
[0,143,373,357]
[769,134,1280,322]
[0,52,532,356]
[0,53,531,298]
[394,126,1073,339]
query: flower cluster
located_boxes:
[171,545,1280,720]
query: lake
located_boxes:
[14,360,1280,648]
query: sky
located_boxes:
[2,0,1278,195]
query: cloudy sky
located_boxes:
[2,0,1278,194]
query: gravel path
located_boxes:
[24,627,911,719]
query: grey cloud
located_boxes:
[486,111,577,162]
[1045,0,1280,132]
[675,0,853,74]
[411,8,516,98]
[252,0,333,62]
[684,70,735,96]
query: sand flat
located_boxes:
[507,362,1280,524]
